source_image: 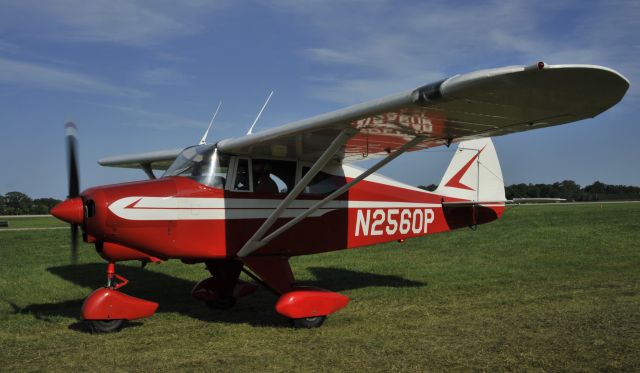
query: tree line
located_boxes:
[0,192,61,215]
[2,180,640,215]
[418,180,640,202]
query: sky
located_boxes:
[0,0,638,199]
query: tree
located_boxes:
[4,191,32,215]
[557,180,581,201]
[503,180,639,202]
[32,198,61,214]
[585,181,606,194]
[505,183,528,199]
[0,195,6,215]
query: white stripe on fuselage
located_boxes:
[108,196,441,221]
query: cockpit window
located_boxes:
[163,145,229,189]
[302,166,346,195]
[253,159,296,194]
[234,158,250,191]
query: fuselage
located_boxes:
[77,148,504,261]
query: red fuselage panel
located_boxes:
[80,176,503,260]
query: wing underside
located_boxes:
[217,63,629,162]
[99,63,629,170]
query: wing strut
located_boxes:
[237,135,426,258]
[236,128,356,257]
[141,163,156,179]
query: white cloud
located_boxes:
[279,0,639,103]
[93,103,204,130]
[0,57,147,97]
[305,74,443,105]
[137,67,191,85]
[302,48,363,65]
[0,0,228,47]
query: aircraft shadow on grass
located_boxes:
[13,263,424,330]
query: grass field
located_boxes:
[0,215,66,229]
[1,204,639,372]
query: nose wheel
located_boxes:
[292,316,326,329]
[82,262,158,333]
[87,319,124,333]
[84,262,128,333]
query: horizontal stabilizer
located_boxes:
[99,148,183,170]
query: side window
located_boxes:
[302,167,346,195]
[253,159,296,194]
[234,158,250,191]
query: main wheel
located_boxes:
[205,296,236,310]
[87,319,124,333]
[292,316,326,329]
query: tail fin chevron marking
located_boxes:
[444,145,486,191]
[435,138,505,202]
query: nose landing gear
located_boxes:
[82,262,158,333]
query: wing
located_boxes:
[217,63,629,162]
[99,148,183,170]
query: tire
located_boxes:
[87,319,125,333]
[292,316,326,329]
[205,296,236,310]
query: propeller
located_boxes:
[65,121,80,263]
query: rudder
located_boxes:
[435,138,505,202]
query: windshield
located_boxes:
[163,145,229,189]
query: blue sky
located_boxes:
[0,0,638,199]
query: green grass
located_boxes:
[0,215,66,229]
[1,204,638,372]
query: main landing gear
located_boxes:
[82,262,158,333]
[193,257,350,329]
[243,257,350,329]
[82,257,349,332]
[191,259,258,310]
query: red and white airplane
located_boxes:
[51,62,628,332]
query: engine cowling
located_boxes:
[96,242,162,263]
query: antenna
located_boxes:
[199,101,222,145]
[247,91,274,135]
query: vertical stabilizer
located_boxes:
[435,138,505,202]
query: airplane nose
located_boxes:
[51,197,84,224]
